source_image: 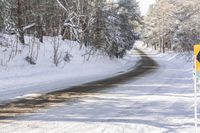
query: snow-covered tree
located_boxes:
[57,0,141,58]
[142,0,200,52]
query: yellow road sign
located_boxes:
[194,44,200,71]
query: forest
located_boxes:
[0,0,141,66]
[142,0,200,53]
[0,0,199,67]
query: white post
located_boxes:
[194,55,198,133]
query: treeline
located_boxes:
[0,0,141,58]
[142,0,200,53]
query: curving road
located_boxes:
[0,47,195,133]
[0,49,157,119]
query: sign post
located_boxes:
[194,44,200,133]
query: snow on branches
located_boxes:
[142,0,200,52]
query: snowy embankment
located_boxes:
[0,35,140,103]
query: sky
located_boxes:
[137,0,156,16]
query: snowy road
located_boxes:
[0,46,197,133]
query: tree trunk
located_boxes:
[162,36,165,53]
[17,0,25,44]
[36,16,43,43]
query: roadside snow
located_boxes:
[0,41,197,133]
[0,36,140,103]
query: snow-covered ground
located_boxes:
[0,36,139,103]
[0,41,197,133]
